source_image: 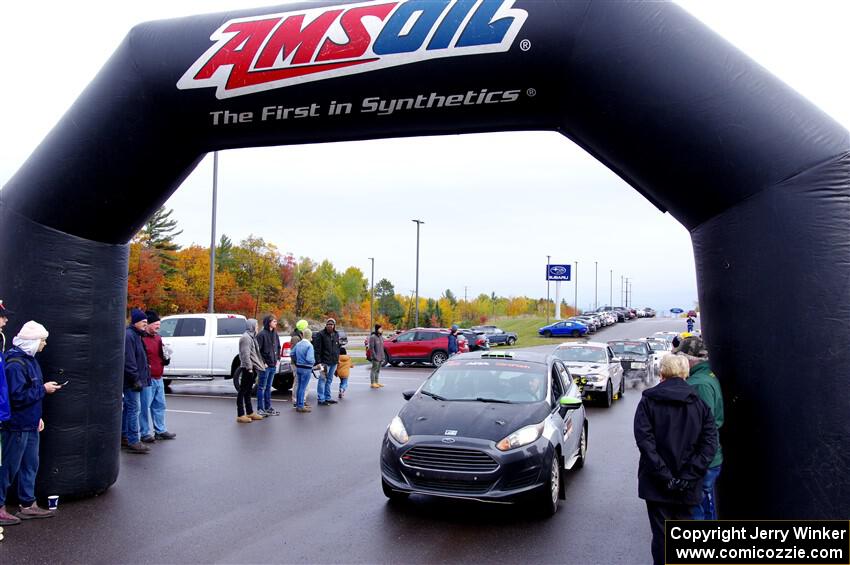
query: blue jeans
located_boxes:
[122,388,141,445]
[317,363,336,402]
[257,366,276,411]
[0,430,39,506]
[295,368,312,408]
[693,465,721,519]
[339,378,348,393]
[140,378,168,437]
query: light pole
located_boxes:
[609,269,613,310]
[368,257,375,332]
[594,261,598,311]
[412,219,424,327]
[546,255,551,324]
[625,277,630,308]
[208,151,218,313]
[574,261,579,315]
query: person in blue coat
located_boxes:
[292,328,315,413]
[448,325,459,356]
[122,308,151,454]
[0,321,61,525]
[0,300,12,424]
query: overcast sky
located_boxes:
[2,1,848,313]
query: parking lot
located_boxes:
[3,318,695,564]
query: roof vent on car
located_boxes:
[480,352,514,359]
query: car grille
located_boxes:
[408,476,494,495]
[501,467,540,490]
[401,446,498,472]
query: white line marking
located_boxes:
[166,409,212,414]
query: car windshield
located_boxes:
[609,342,648,357]
[419,360,547,403]
[554,347,607,363]
[647,341,667,351]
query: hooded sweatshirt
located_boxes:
[634,377,717,505]
[256,315,281,368]
[239,319,265,372]
[336,354,352,378]
[3,346,46,431]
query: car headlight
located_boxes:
[585,373,604,382]
[496,421,544,451]
[388,416,409,444]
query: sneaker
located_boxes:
[0,507,21,526]
[326,399,338,404]
[141,435,156,443]
[256,409,267,416]
[236,415,252,423]
[338,390,345,399]
[155,431,177,440]
[126,442,150,454]
[296,406,312,413]
[318,401,328,406]
[17,504,54,520]
[249,413,264,420]
[268,408,281,416]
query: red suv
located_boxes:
[380,328,466,367]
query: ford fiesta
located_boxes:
[379,351,588,516]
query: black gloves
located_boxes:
[666,478,693,492]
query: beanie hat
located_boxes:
[17,320,48,340]
[0,299,13,318]
[295,319,309,331]
[326,318,336,325]
[673,335,708,358]
[145,310,161,324]
[130,308,147,325]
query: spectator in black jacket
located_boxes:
[634,354,717,565]
[256,315,281,416]
[313,318,340,406]
[122,308,152,454]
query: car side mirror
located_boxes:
[559,395,583,410]
[402,390,416,401]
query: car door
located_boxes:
[414,331,442,360]
[162,317,209,374]
[389,331,416,359]
[548,363,568,458]
[556,361,583,459]
[607,346,623,391]
[552,322,567,336]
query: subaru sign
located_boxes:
[670,308,684,314]
[546,264,572,281]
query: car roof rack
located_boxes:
[480,351,514,359]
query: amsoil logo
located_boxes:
[177,0,528,99]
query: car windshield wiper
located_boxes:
[473,397,513,404]
[420,390,448,401]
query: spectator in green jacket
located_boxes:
[675,335,724,520]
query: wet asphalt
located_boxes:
[1,318,694,564]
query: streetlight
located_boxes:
[208,151,218,313]
[368,257,375,332]
[412,219,424,327]
[609,269,613,310]
[546,255,551,324]
[574,261,578,315]
[594,261,598,311]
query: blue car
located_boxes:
[538,321,588,338]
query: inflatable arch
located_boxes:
[1,1,847,518]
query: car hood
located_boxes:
[401,396,551,442]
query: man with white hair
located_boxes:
[0,321,61,525]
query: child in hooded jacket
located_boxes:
[336,347,352,399]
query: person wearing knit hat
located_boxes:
[313,319,341,406]
[122,309,151,454]
[139,310,176,442]
[0,320,61,524]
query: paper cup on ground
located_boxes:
[47,496,59,510]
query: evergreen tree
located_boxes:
[141,206,183,275]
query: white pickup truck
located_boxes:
[159,313,293,391]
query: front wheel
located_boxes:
[431,351,448,367]
[382,479,409,502]
[543,330,552,338]
[602,380,613,408]
[535,451,561,517]
[571,330,580,338]
[618,375,625,399]
[574,425,587,469]
[506,337,516,346]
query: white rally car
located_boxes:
[552,342,625,407]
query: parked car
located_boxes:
[607,339,654,388]
[552,342,624,407]
[459,328,489,351]
[571,316,598,333]
[380,350,587,516]
[538,320,588,338]
[160,313,293,392]
[381,328,456,367]
[472,326,518,346]
[643,338,670,382]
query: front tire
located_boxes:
[431,351,448,367]
[574,425,587,469]
[543,330,552,338]
[618,375,625,399]
[602,380,613,408]
[506,337,516,346]
[382,479,409,502]
[535,451,561,517]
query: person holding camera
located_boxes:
[122,308,151,454]
[634,354,717,565]
[0,321,61,524]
